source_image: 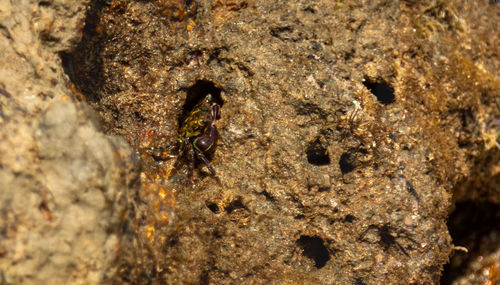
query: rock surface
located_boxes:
[0,0,499,284]
[0,1,137,284]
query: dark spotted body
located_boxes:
[178,95,214,142]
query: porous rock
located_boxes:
[69,0,499,284]
[1,0,499,284]
[0,1,137,284]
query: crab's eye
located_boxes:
[194,137,213,152]
[205,94,213,102]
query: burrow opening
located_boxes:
[306,138,331,166]
[206,201,220,214]
[296,235,331,269]
[179,80,223,126]
[363,77,395,105]
[339,152,355,174]
[225,197,246,214]
[339,148,368,174]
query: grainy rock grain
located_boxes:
[0,1,138,284]
[67,0,499,284]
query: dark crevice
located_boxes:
[296,235,331,269]
[339,148,368,174]
[344,214,356,223]
[38,1,52,7]
[206,201,219,213]
[354,277,367,285]
[261,189,275,202]
[225,198,246,214]
[60,0,106,103]
[40,31,59,43]
[363,78,395,104]
[339,152,355,174]
[199,269,210,285]
[441,202,500,284]
[306,138,330,166]
[303,6,316,13]
[378,225,397,250]
[140,267,157,283]
[317,187,330,192]
[368,224,413,257]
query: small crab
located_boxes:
[152,94,220,180]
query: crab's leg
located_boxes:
[185,141,195,178]
[195,149,221,184]
[195,150,216,175]
[150,140,179,160]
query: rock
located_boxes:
[69,0,500,284]
[0,1,137,284]
[1,0,499,284]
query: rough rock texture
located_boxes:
[65,0,499,284]
[1,0,499,284]
[0,1,137,284]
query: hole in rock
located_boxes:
[317,187,330,192]
[206,202,219,213]
[441,202,500,284]
[226,198,246,214]
[306,138,330,166]
[339,152,355,174]
[378,225,396,250]
[294,214,305,220]
[339,148,368,174]
[354,277,367,285]
[363,78,395,104]
[344,214,356,223]
[179,80,223,126]
[296,235,330,269]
